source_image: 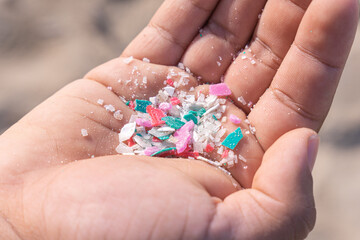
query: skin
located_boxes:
[0,0,358,239]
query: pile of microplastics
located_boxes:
[116,82,247,172]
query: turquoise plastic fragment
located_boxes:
[161,116,185,129]
[126,101,130,106]
[151,147,177,157]
[189,111,198,116]
[158,135,170,140]
[184,113,198,124]
[134,99,152,113]
[222,127,243,150]
[197,108,206,117]
[212,115,218,120]
[189,108,206,117]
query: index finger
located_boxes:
[122,0,220,65]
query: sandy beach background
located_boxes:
[0,0,359,238]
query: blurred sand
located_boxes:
[0,0,359,239]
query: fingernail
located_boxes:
[307,134,319,172]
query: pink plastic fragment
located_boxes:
[175,121,195,137]
[209,83,232,96]
[174,121,195,154]
[145,146,160,156]
[229,114,242,124]
[136,118,152,128]
[159,102,172,112]
[146,106,166,126]
[176,134,191,154]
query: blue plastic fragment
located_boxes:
[134,99,152,113]
[221,127,243,150]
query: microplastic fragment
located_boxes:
[81,129,88,137]
[97,99,104,105]
[114,110,124,120]
[158,135,170,140]
[161,116,185,129]
[176,133,191,154]
[197,108,206,117]
[151,147,177,157]
[119,122,136,142]
[222,127,243,150]
[170,97,181,105]
[134,99,152,113]
[166,79,174,87]
[159,102,172,112]
[222,149,229,158]
[123,56,133,64]
[129,101,135,110]
[104,104,115,112]
[146,105,166,126]
[142,57,150,63]
[164,86,175,96]
[183,113,198,124]
[136,118,152,128]
[210,83,232,96]
[144,146,160,156]
[229,114,242,124]
[204,144,214,153]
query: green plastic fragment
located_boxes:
[126,101,130,106]
[134,99,152,113]
[151,147,176,157]
[212,115,218,120]
[184,113,198,124]
[221,127,243,150]
[158,135,170,140]
[161,116,185,129]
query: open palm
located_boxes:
[0,0,358,239]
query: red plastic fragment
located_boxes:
[166,78,174,87]
[204,144,214,153]
[146,105,166,126]
[129,101,135,110]
[221,149,229,158]
[170,97,181,105]
[127,137,136,147]
[152,137,162,142]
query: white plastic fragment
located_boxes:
[142,57,150,63]
[97,99,104,105]
[114,110,124,120]
[81,129,88,137]
[104,104,116,112]
[119,122,136,142]
[123,56,134,64]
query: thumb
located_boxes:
[209,128,319,240]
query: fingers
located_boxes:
[122,0,220,65]
[225,0,312,112]
[85,58,199,101]
[192,86,265,189]
[208,128,318,239]
[181,0,266,83]
[249,0,359,149]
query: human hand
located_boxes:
[0,0,358,239]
